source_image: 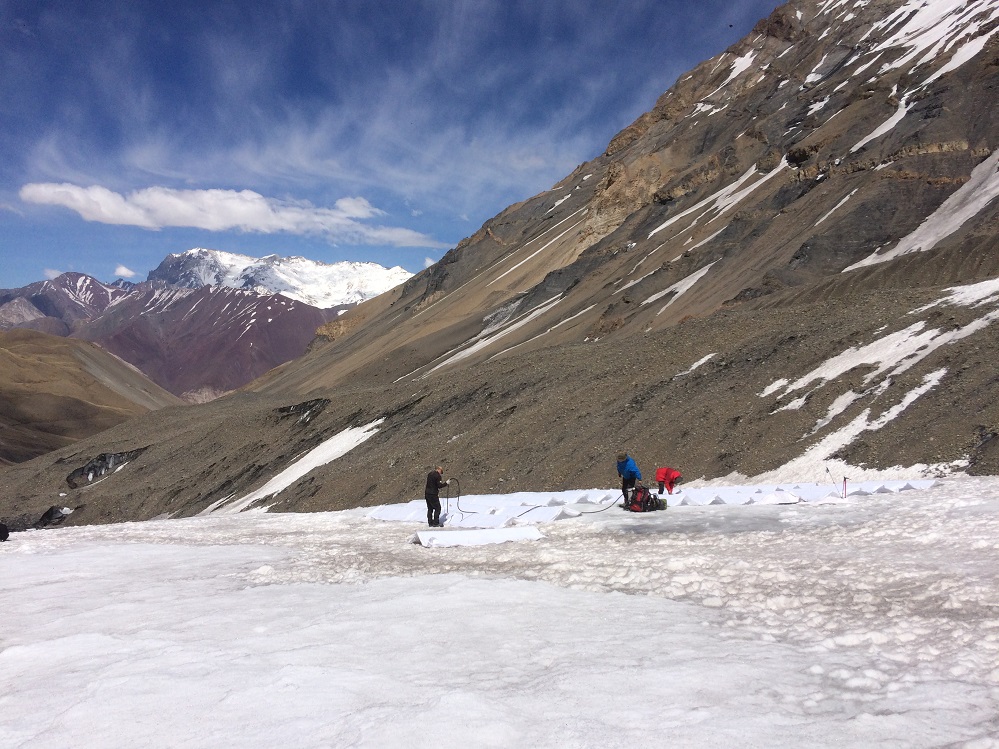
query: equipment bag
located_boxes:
[625,485,664,512]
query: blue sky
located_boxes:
[0,0,779,289]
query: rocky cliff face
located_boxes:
[2,0,998,526]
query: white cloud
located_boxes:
[19,183,447,248]
[43,268,62,279]
[423,256,436,268]
[114,264,137,278]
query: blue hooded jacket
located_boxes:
[617,456,641,480]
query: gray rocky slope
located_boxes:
[2,0,998,527]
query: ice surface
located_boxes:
[2,476,997,748]
[369,489,618,529]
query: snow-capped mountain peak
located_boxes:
[34,272,129,317]
[148,248,412,308]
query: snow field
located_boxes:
[2,477,998,747]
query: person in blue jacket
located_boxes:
[616,452,642,506]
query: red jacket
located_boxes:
[655,467,681,483]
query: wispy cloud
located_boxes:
[114,264,137,278]
[43,268,62,280]
[7,0,761,225]
[19,184,447,247]
[1,0,781,288]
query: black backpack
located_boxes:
[624,486,665,512]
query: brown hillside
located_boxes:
[0,329,183,464]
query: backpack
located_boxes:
[624,486,665,512]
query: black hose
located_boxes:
[443,477,465,522]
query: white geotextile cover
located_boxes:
[368,481,936,544]
[675,480,934,506]
[412,526,544,547]
[367,489,618,529]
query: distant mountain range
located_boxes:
[0,250,414,402]
[147,248,412,308]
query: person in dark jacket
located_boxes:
[424,466,450,527]
[616,452,642,505]
[655,466,682,495]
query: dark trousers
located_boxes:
[425,496,441,526]
[621,477,636,504]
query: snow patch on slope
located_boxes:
[648,159,788,240]
[845,150,999,270]
[642,261,718,314]
[846,0,999,153]
[206,420,384,514]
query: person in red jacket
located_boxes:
[655,466,682,495]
